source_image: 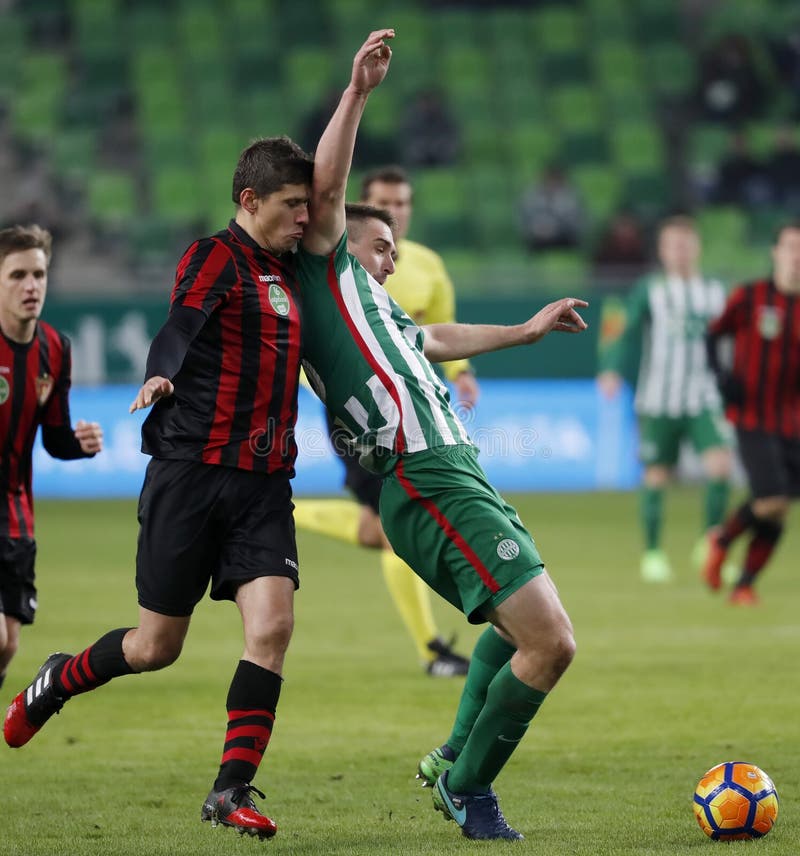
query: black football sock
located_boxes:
[214,660,282,791]
[718,501,757,548]
[54,628,136,698]
[737,518,784,587]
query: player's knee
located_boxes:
[0,632,18,662]
[132,637,183,671]
[550,628,576,678]
[250,614,294,656]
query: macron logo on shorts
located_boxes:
[285,557,298,571]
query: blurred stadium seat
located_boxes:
[0,0,796,294]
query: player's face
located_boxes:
[772,227,800,292]
[252,183,310,253]
[347,219,397,285]
[0,248,48,325]
[658,226,700,276]
[363,180,412,240]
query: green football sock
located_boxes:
[447,661,547,794]
[704,479,730,530]
[641,486,664,550]
[446,627,516,755]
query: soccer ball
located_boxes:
[693,761,779,841]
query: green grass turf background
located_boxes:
[1,490,797,855]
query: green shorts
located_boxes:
[638,409,732,467]
[379,445,544,624]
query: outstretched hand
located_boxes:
[129,376,174,413]
[350,28,394,95]
[522,298,589,344]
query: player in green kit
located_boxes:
[297,29,588,840]
[598,216,733,582]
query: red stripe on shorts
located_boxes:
[395,457,500,593]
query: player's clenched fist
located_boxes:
[74,419,103,454]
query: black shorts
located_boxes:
[326,411,382,514]
[0,536,37,625]
[736,429,800,499]
[136,458,299,617]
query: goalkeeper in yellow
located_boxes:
[294,166,476,676]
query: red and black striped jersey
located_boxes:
[141,221,303,474]
[708,278,800,438]
[0,322,82,538]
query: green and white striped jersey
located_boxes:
[604,272,727,417]
[296,234,471,474]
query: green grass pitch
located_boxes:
[1,490,797,855]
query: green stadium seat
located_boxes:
[688,124,730,174]
[411,170,466,221]
[534,7,585,56]
[610,122,665,175]
[11,52,67,145]
[585,0,633,40]
[244,90,300,141]
[745,122,779,159]
[572,165,623,223]
[550,85,603,135]
[285,48,335,113]
[507,123,559,182]
[128,5,176,47]
[152,166,205,229]
[648,42,696,98]
[71,0,124,61]
[0,14,24,99]
[11,90,60,147]
[531,250,588,291]
[636,0,681,43]
[696,206,748,245]
[87,170,138,230]
[51,127,96,187]
[177,4,224,60]
[441,45,492,99]
[561,131,609,165]
[463,119,507,163]
[604,86,652,120]
[593,42,644,93]
[623,173,672,216]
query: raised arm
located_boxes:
[422,298,588,363]
[302,29,394,256]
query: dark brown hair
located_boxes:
[345,202,398,239]
[232,136,314,204]
[359,165,412,201]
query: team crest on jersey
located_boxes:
[496,538,520,561]
[268,284,291,316]
[0,375,8,405]
[757,306,783,340]
[35,372,54,405]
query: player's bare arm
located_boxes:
[302,29,394,256]
[74,419,104,454]
[423,298,588,362]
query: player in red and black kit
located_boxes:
[4,135,314,838]
[0,225,102,691]
[703,223,800,604]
